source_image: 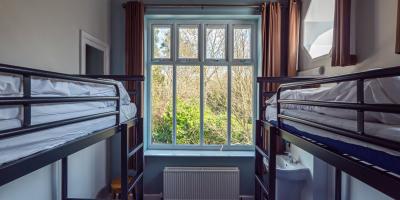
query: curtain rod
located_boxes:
[122,3,262,9]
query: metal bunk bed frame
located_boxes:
[0,63,144,200]
[255,67,400,200]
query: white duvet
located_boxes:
[0,74,137,165]
[0,74,132,124]
[266,77,400,125]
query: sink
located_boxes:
[263,155,310,180]
[276,155,310,181]
[263,155,310,200]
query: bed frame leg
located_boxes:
[138,118,145,200]
[335,168,342,200]
[121,124,128,200]
[61,157,68,200]
[268,126,277,200]
[136,118,144,200]
[255,121,261,200]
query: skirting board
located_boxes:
[144,193,162,200]
[144,194,254,200]
[240,195,255,200]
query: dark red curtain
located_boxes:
[262,1,300,83]
[124,0,144,174]
[396,0,400,54]
[125,1,144,77]
[331,0,357,66]
[287,0,300,76]
[262,2,282,91]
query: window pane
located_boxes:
[153,26,171,59]
[204,66,228,144]
[233,27,251,59]
[231,66,253,145]
[151,65,173,144]
[176,66,200,144]
[206,27,226,59]
[178,26,199,59]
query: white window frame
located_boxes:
[147,19,257,151]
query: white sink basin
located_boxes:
[264,155,310,200]
[263,155,310,181]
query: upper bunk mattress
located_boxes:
[0,74,133,123]
[0,74,137,166]
[266,76,400,125]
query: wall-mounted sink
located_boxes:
[275,155,310,181]
[264,154,311,200]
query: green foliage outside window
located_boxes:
[151,24,253,146]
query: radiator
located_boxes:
[163,167,240,200]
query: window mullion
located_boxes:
[199,23,205,146]
[172,64,177,145]
[227,23,233,145]
[200,63,204,146]
[172,22,177,145]
[227,65,232,146]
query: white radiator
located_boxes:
[163,167,240,200]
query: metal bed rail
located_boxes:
[276,66,400,152]
[0,63,127,139]
[255,66,400,200]
[274,67,400,200]
[0,63,144,200]
[257,77,315,121]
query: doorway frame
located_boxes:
[80,30,110,75]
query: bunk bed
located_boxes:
[0,63,144,200]
[255,67,400,200]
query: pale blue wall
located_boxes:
[110,0,125,75]
[110,0,125,181]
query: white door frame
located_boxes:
[80,30,110,75]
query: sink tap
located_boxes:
[284,152,298,164]
[288,153,294,163]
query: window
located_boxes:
[303,0,335,59]
[148,20,256,150]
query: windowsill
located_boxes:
[144,150,255,157]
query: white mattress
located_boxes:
[265,107,400,157]
[0,74,132,121]
[267,76,400,125]
[0,75,137,165]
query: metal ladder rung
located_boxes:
[128,172,144,193]
[128,143,143,159]
[255,174,270,197]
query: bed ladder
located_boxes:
[120,121,144,200]
[255,121,277,200]
[61,120,144,200]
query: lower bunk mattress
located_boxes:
[265,107,400,177]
